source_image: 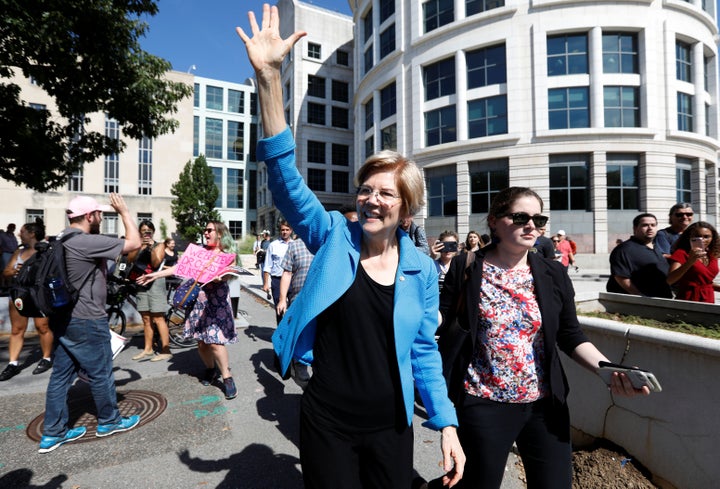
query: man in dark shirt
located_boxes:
[533,227,555,259]
[607,213,672,298]
[655,202,693,257]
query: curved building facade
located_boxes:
[351,0,720,252]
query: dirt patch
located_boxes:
[515,440,658,488]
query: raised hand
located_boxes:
[236,4,306,79]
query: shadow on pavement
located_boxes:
[178,444,302,488]
[0,469,68,489]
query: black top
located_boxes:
[607,237,672,298]
[302,263,403,432]
[163,251,178,267]
[533,235,555,259]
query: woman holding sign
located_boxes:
[139,221,239,400]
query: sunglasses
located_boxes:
[204,228,215,233]
[674,212,694,218]
[500,212,549,227]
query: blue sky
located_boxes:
[140,0,352,83]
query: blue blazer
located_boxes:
[257,128,458,430]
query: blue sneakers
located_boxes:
[96,414,141,438]
[224,377,237,400]
[38,426,87,453]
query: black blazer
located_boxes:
[439,247,589,406]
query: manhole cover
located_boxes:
[26,389,167,443]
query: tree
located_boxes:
[0,0,193,191]
[171,155,222,243]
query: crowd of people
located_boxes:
[607,203,720,303]
[2,5,708,486]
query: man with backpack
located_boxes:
[39,193,142,454]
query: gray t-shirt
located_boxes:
[62,228,124,319]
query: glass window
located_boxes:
[547,33,588,76]
[364,46,374,74]
[205,118,223,158]
[308,42,322,60]
[228,220,243,239]
[206,85,223,110]
[249,170,257,210]
[380,0,395,23]
[102,212,119,236]
[332,107,349,129]
[308,75,325,98]
[308,169,325,191]
[227,168,244,209]
[381,124,397,150]
[332,80,349,102]
[425,105,457,146]
[337,50,349,66]
[105,115,120,194]
[332,144,350,166]
[138,136,152,195]
[467,44,506,89]
[308,141,326,163]
[468,95,508,138]
[677,92,694,131]
[307,102,326,125]
[193,116,199,156]
[604,86,640,127]
[380,24,395,59]
[380,82,396,120]
[365,98,374,131]
[26,209,45,224]
[249,123,258,162]
[365,136,374,159]
[549,154,589,210]
[469,160,509,213]
[228,89,244,113]
[193,83,200,108]
[332,171,350,193]
[227,121,244,161]
[466,0,504,16]
[606,154,639,210]
[212,167,223,208]
[676,41,692,83]
[548,87,590,129]
[250,93,257,116]
[676,157,692,203]
[426,166,457,216]
[68,169,83,192]
[424,0,454,33]
[424,57,456,101]
[602,33,638,74]
[363,8,373,43]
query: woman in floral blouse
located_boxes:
[438,187,649,489]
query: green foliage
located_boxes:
[159,218,168,240]
[236,234,257,254]
[0,0,193,191]
[170,155,222,243]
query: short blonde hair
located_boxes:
[354,150,425,216]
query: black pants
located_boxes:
[299,406,413,489]
[456,395,572,489]
[270,275,282,324]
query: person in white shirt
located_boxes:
[262,220,293,324]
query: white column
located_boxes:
[589,27,604,128]
[692,42,705,134]
[591,151,608,253]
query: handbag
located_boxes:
[171,254,217,311]
[172,279,202,311]
[437,251,476,405]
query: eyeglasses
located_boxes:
[674,212,694,218]
[356,185,401,206]
[204,228,215,234]
[552,239,560,243]
[500,212,549,227]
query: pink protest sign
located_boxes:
[175,243,236,283]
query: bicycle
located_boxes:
[106,277,138,336]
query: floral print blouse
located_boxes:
[465,261,549,403]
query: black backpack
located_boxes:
[10,229,85,318]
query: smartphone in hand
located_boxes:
[597,361,662,392]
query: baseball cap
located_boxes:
[66,196,113,219]
[557,230,566,236]
[262,229,270,235]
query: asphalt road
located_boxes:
[0,286,525,489]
